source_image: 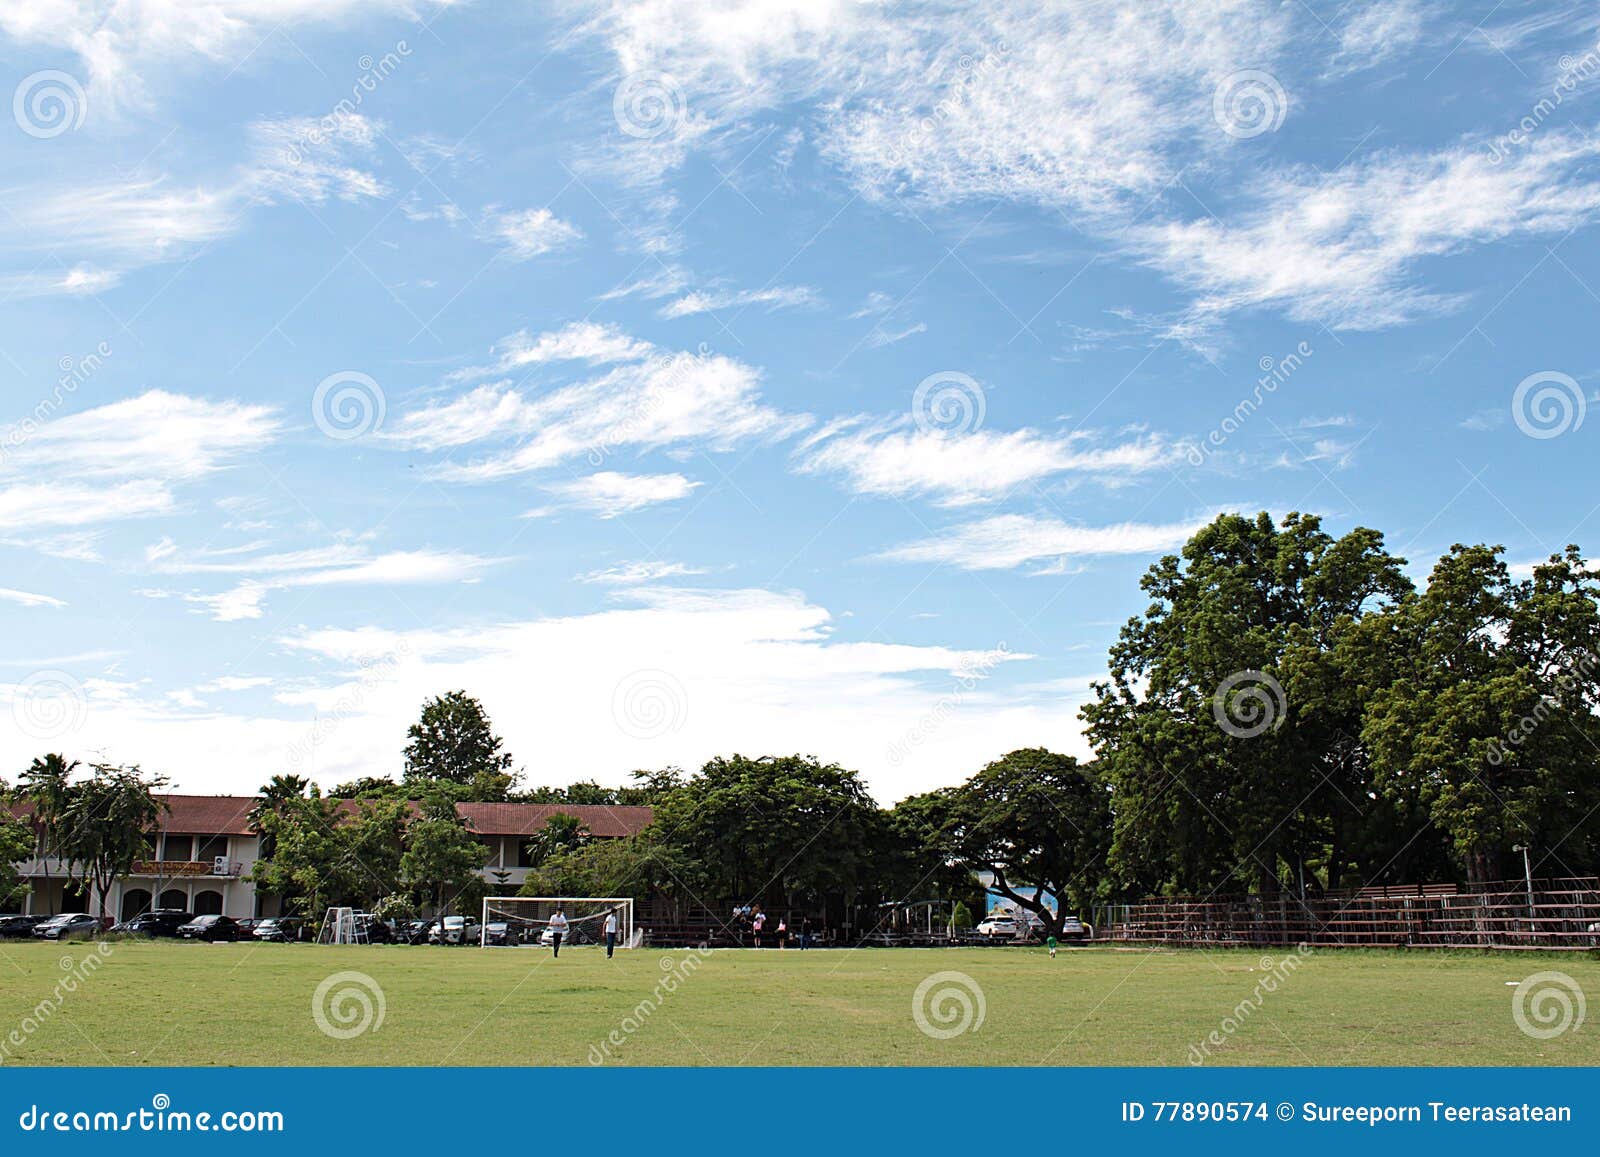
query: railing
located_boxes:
[1099,878,1600,950]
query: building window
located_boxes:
[121,889,153,920]
[160,889,188,911]
[197,836,228,864]
[163,835,194,861]
[193,890,223,916]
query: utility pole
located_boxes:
[1512,844,1534,919]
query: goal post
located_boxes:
[479,896,635,949]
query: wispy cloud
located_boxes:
[545,471,700,518]
[487,207,584,259]
[880,513,1212,571]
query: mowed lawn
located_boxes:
[1,940,1596,1067]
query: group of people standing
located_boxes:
[730,905,818,948]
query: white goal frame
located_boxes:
[479,896,635,949]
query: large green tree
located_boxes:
[399,787,486,922]
[1083,512,1413,896]
[21,760,168,919]
[902,749,1110,939]
[403,691,516,801]
[1362,545,1600,884]
[0,777,34,911]
[649,754,881,908]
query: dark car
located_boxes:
[33,913,104,941]
[402,918,438,945]
[111,909,191,938]
[252,916,305,943]
[353,914,395,944]
[234,918,262,937]
[0,914,46,939]
[176,914,241,942]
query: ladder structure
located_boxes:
[317,906,367,945]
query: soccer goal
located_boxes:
[480,896,636,949]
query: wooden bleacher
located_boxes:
[1101,878,1600,950]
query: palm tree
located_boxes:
[249,774,310,858]
[19,754,79,909]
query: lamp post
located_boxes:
[1511,844,1534,919]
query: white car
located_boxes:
[974,910,1044,940]
[427,915,482,945]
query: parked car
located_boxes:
[234,918,262,938]
[33,913,104,941]
[539,922,594,947]
[428,915,482,945]
[252,917,305,943]
[0,914,46,939]
[484,919,534,946]
[401,918,439,945]
[111,909,191,938]
[176,914,241,942]
[1057,915,1090,940]
[974,909,1045,941]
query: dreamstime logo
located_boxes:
[1212,69,1287,139]
[312,371,385,440]
[611,669,688,740]
[911,971,986,1040]
[13,70,87,138]
[1211,670,1286,738]
[311,971,386,1040]
[1511,971,1586,1040]
[11,670,87,740]
[613,70,685,139]
[912,370,985,435]
[1512,370,1585,439]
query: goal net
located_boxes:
[480,896,636,949]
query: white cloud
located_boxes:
[0,587,66,609]
[578,559,706,584]
[0,1,452,113]
[880,513,1211,571]
[188,548,499,622]
[798,421,1182,506]
[583,0,1292,215]
[1139,130,1600,329]
[0,480,175,529]
[658,284,817,318]
[448,321,655,383]
[3,584,1075,801]
[18,390,280,480]
[0,114,388,297]
[488,207,584,259]
[388,342,809,477]
[1328,1,1429,75]
[546,471,699,517]
[247,111,390,202]
[0,391,278,535]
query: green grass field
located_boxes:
[1,939,1595,1066]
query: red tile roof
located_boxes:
[456,802,654,838]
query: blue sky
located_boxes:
[1,0,1597,800]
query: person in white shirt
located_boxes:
[548,908,568,957]
[603,909,619,958]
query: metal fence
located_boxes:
[1097,878,1600,950]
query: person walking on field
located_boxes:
[604,908,619,958]
[548,907,568,957]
